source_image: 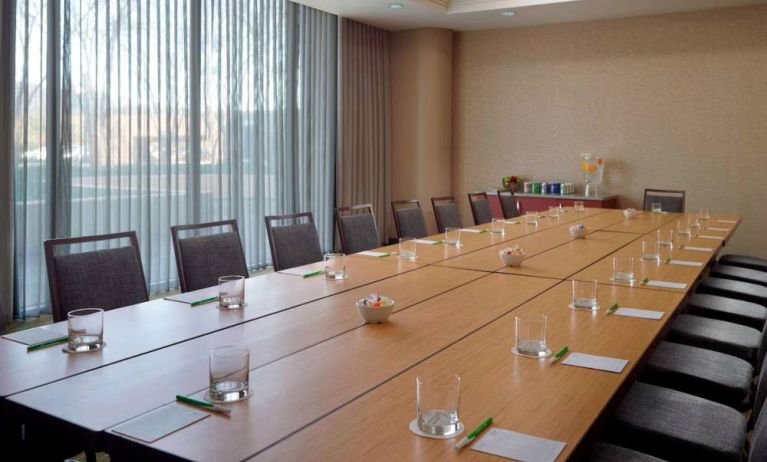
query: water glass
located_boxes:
[571,279,598,310]
[548,206,560,219]
[324,253,347,279]
[687,214,701,229]
[651,202,663,213]
[67,308,104,352]
[209,345,250,402]
[656,229,674,248]
[526,211,539,226]
[219,275,245,308]
[515,314,548,357]
[641,239,661,262]
[416,373,462,437]
[612,256,635,283]
[676,220,691,236]
[699,208,711,221]
[444,227,462,247]
[574,201,585,212]
[399,237,417,260]
[490,218,506,235]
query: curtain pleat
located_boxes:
[11,0,338,318]
[338,19,391,244]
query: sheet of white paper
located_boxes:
[682,246,714,252]
[164,287,219,305]
[705,227,729,232]
[460,228,484,233]
[562,352,628,373]
[280,267,323,277]
[505,220,522,224]
[356,251,390,257]
[111,404,209,443]
[3,324,68,345]
[615,307,664,320]
[414,239,441,245]
[646,280,688,290]
[668,260,704,267]
[697,235,724,240]
[717,219,737,224]
[471,428,566,462]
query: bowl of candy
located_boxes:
[623,208,639,219]
[499,246,525,267]
[357,294,395,324]
[569,224,587,239]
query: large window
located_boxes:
[13,0,337,318]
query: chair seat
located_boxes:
[685,293,767,330]
[611,382,746,462]
[696,277,767,307]
[668,314,761,365]
[718,254,767,273]
[643,342,753,409]
[590,442,667,462]
[711,264,767,287]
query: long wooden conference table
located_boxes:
[0,207,741,461]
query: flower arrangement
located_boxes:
[502,176,521,191]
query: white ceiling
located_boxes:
[291,0,767,31]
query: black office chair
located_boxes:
[431,196,462,233]
[391,200,429,239]
[643,189,685,213]
[467,192,493,225]
[336,204,381,254]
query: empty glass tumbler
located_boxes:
[515,314,548,357]
[67,308,105,352]
[490,218,506,235]
[651,202,663,213]
[526,211,539,226]
[209,345,250,402]
[416,372,462,437]
[548,206,560,219]
[641,240,661,262]
[657,229,674,248]
[219,275,245,309]
[612,256,635,283]
[571,279,598,310]
[324,253,347,279]
[399,238,417,260]
[574,201,585,212]
[444,227,462,247]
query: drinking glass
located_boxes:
[67,308,104,352]
[399,237,417,260]
[656,229,674,248]
[444,227,462,247]
[219,275,245,309]
[612,256,635,283]
[641,239,661,262]
[574,201,585,212]
[324,253,347,279]
[571,279,598,310]
[515,314,548,357]
[651,202,663,213]
[548,206,560,219]
[676,220,691,236]
[490,218,506,235]
[526,211,539,226]
[416,373,462,437]
[699,208,711,221]
[209,346,250,402]
[687,213,701,229]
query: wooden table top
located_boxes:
[101,274,561,461]
[251,281,685,462]
[0,257,419,397]
[602,211,680,234]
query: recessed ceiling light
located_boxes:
[388,2,404,9]
[501,10,516,17]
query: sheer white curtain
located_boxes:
[11,0,337,319]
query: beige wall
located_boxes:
[453,5,767,257]
[390,28,453,238]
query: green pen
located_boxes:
[191,296,219,307]
[606,303,619,315]
[550,346,569,363]
[301,270,323,278]
[454,417,493,450]
[176,395,231,415]
[26,336,70,352]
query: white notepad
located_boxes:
[717,219,737,224]
[645,280,687,290]
[472,428,566,462]
[460,228,485,233]
[505,220,522,225]
[279,267,324,277]
[111,404,209,443]
[356,251,391,257]
[682,246,714,252]
[164,288,219,305]
[668,260,704,267]
[706,227,729,232]
[414,239,441,245]
[697,235,724,240]
[614,307,664,320]
[3,324,68,346]
[562,352,628,373]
